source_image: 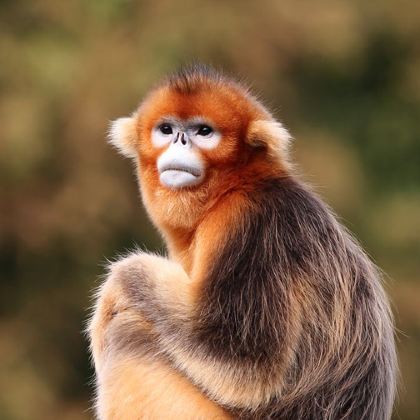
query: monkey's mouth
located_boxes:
[159,165,201,178]
[158,164,203,189]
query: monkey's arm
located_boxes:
[96,250,293,413]
[88,254,231,419]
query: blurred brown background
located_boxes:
[0,1,419,419]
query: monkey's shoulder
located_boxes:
[236,175,346,264]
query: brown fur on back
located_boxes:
[196,176,397,418]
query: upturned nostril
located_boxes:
[174,133,180,144]
[180,133,187,145]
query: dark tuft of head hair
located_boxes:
[166,63,230,94]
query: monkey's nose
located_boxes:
[173,132,189,146]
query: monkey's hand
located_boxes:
[88,252,193,374]
[87,254,156,375]
[88,253,231,420]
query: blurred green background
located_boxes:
[0,1,419,419]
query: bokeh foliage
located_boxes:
[0,1,419,418]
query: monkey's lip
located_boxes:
[159,165,201,178]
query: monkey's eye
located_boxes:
[158,124,173,135]
[196,125,213,137]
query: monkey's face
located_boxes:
[151,116,221,189]
[135,86,261,192]
[108,71,291,228]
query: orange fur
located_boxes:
[133,81,287,270]
[97,357,231,419]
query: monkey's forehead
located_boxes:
[137,86,270,131]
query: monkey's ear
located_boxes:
[108,116,138,158]
[247,120,292,163]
